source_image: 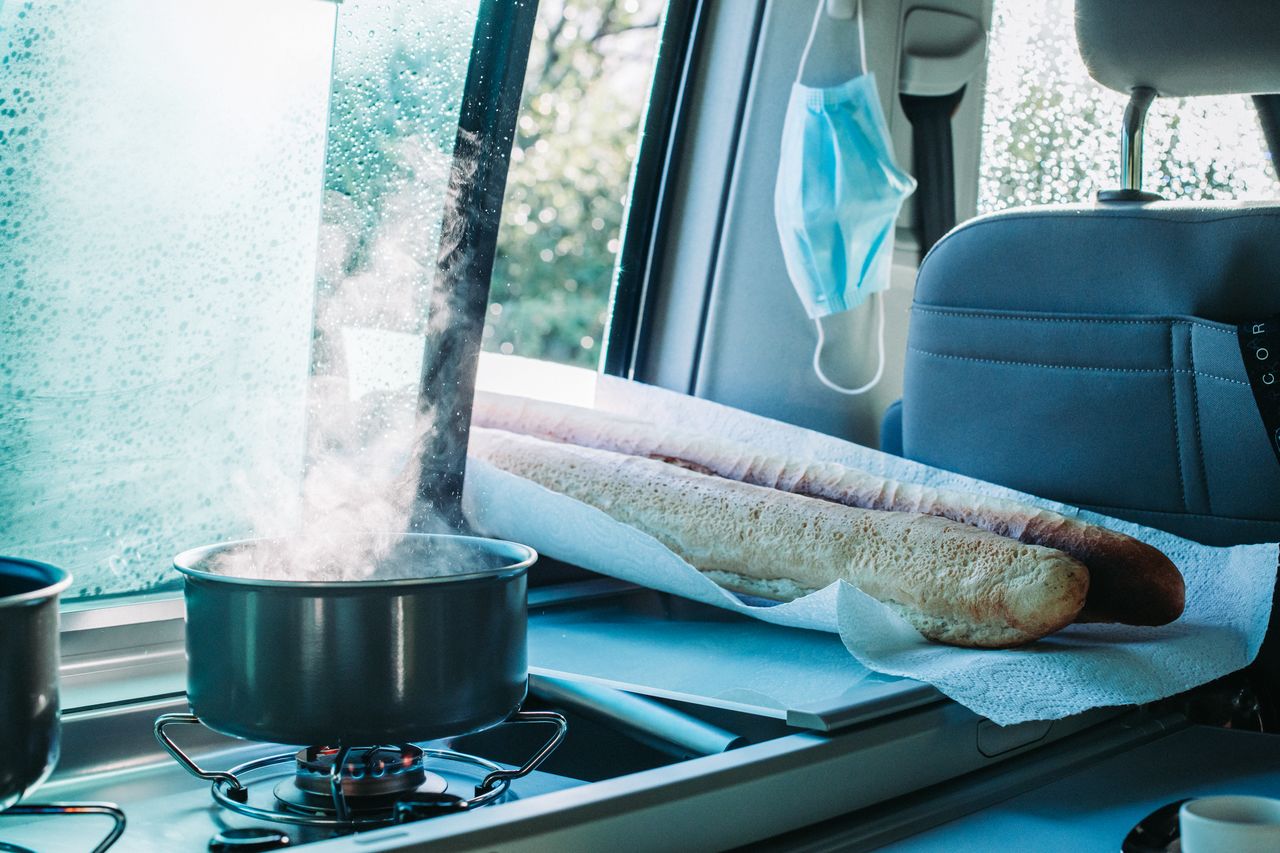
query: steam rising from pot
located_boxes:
[212,126,482,582]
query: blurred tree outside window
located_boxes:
[484,0,666,370]
[979,0,1277,213]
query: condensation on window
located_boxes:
[312,0,475,401]
[979,0,1277,213]
[298,0,477,554]
[0,0,477,600]
[0,1,334,598]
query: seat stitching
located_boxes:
[1187,330,1212,515]
[1076,503,1280,525]
[1186,370,1249,386]
[1168,325,1188,511]
[906,348,1249,385]
[906,348,1165,373]
[911,307,1237,334]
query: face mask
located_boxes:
[774,0,916,395]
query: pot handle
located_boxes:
[153,713,249,801]
[475,710,569,795]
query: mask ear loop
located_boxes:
[812,292,886,396]
[800,0,868,83]
[856,0,868,76]
[807,0,879,396]
[797,0,827,83]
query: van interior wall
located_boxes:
[638,0,992,449]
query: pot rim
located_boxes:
[173,532,536,589]
[0,556,72,608]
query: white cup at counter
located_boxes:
[1179,795,1280,853]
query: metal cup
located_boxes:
[0,557,70,812]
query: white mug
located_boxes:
[1179,795,1280,853]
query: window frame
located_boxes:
[51,0,542,703]
[601,0,709,381]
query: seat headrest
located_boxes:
[1075,0,1280,97]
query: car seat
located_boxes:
[885,0,1280,548]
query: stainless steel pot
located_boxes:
[171,533,535,746]
[0,557,69,813]
[0,559,127,851]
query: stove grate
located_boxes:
[0,802,125,852]
[153,710,567,830]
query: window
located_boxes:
[482,0,666,371]
[0,0,480,601]
[979,0,1277,212]
[2,0,674,606]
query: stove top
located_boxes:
[0,703,586,853]
[147,708,567,839]
[2,582,1131,852]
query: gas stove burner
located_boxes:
[273,745,448,818]
[216,747,507,829]
[292,745,435,800]
[154,711,568,830]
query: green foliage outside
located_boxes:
[485,0,664,368]
[318,0,1277,378]
[317,0,662,374]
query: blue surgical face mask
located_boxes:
[774,0,916,394]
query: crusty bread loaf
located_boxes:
[472,392,1184,626]
[470,428,1090,649]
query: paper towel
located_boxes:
[463,376,1278,725]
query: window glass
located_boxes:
[0,0,477,600]
[979,0,1277,213]
[300,0,477,548]
[482,0,666,371]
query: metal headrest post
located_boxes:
[1098,86,1162,203]
[1120,87,1156,192]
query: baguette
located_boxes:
[470,428,1090,649]
[473,392,1184,626]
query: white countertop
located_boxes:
[885,725,1280,852]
